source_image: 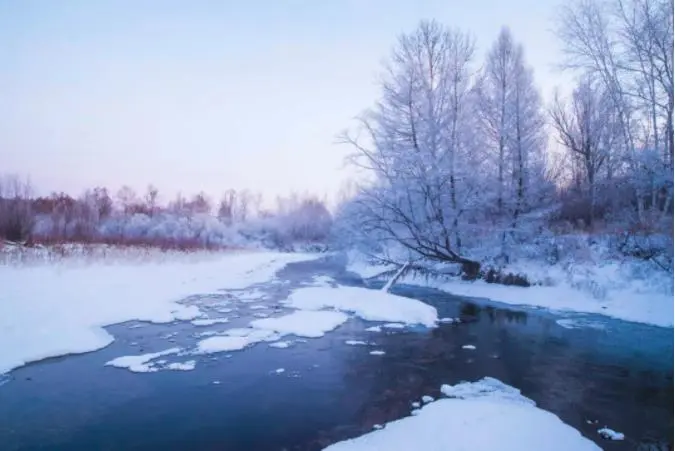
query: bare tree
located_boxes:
[145,185,159,217]
[551,77,618,226]
[116,186,137,215]
[556,0,674,221]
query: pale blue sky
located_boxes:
[0,0,567,205]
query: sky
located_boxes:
[0,0,570,207]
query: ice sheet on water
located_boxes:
[191,318,229,326]
[250,310,349,338]
[106,348,181,373]
[284,286,437,327]
[269,341,293,349]
[597,427,625,440]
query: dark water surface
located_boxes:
[0,257,672,451]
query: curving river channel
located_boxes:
[0,256,672,450]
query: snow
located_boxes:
[365,326,382,332]
[269,341,293,349]
[410,409,421,416]
[382,322,406,329]
[411,402,420,408]
[369,350,386,355]
[421,395,434,403]
[249,305,267,310]
[324,377,600,451]
[381,261,410,292]
[284,286,437,327]
[462,344,476,350]
[191,318,230,326]
[250,310,349,338]
[347,253,673,328]
[345,340,367,346]
[438,317,457,324]
[105,347,181,373]
[166,360,196,371]
[597,427,625,440]
[196,336,252,353]
[274,368,285,374]
[0,251,319,374]
[196,327,280,354]
[312,275,335,286]
[402,262,673,328]
[556,318,606,330]
[345,254,396,279]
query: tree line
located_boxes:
[335,0,673,276]
[0,175,332,250]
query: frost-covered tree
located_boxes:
[551,76,618,226]
[556,0,673,221]
[476,27,549,244]
[339,20,483,276]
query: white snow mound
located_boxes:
[324,377,600,451]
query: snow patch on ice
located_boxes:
[269,341,293,349]
[421,395,434,403]
[324,377,600,451]
[369,350,386,356]
[382,323,406,329]
[166,360,196,371]
[345,340,368,346]
[462,344,476,350]
[106,347,181,373]
[250,310,349,338]
[196,328,279,354]
[597,427,625,440]
[284,286,437,326]
[365,326,382,332]
[0,251,319,374]
[191,318,230,326]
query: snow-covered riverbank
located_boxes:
[348,254,674,328]
[0,251,318,374]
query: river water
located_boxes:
[0,257,672,450]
